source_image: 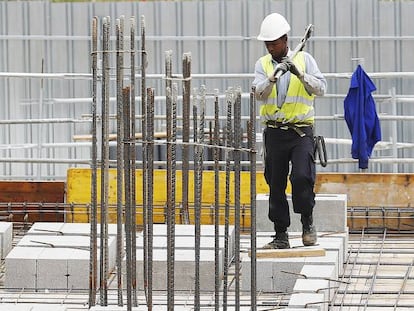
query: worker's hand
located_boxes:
[282,57,304,78]
[270,62,289,82]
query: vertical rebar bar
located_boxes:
[140,14,149,308]
[146,87,155,311]
[165,50,175,310]
[249,87,257,310]
[213,89,220,310]
[182,53,191,224]
[89,15,98,308]
[223,89,233,311]
[233,88,242,311]
[123,86,132,311]
[115,16,124,306]
[129,16,138,308]
[100,16,110,306]
[194,85,206,310]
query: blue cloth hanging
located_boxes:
[344,65,381,169]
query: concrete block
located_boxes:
[293,279,332,302]
[136,235,231,265]
[0,222,13,259]
[256,193,347,232]
[5,247,42,290]
[133,248,222,291]
[27,222,119,236]
[5,236,116,291]
[0,304,67,311]
[288,234,345,274]
[241,250,339,292]
[300,264,338,281]
[152,224,235,253]
[289,293,327,311]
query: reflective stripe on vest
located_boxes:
[259,52,315,124]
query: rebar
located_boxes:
[223,88,233,311]
[146,87,155,310]
[130,16,138,308]
[140,14,150,310]
[213,90,220,310]
[194,85,206,311]
[165,50,175,310]
[99,16,110,306]
[115,16,124,307]
[249,87,257,310]
[123,86,132,311]
[182,53,191,224]
[89,15,98,308]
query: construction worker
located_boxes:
[252,13,327,249]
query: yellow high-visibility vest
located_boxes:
[259,52,315,125]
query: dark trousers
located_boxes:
[263,126,316,231]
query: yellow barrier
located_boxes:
[66,168,291,225]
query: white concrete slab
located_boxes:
[0,304,67,311]
[0,222,13,259]
[27,222,120,236]
[293,278,332,302]
[256,193,347,232]
[5,235,117,291]
[132,248,222,291]
[241,250,339,292]
[136,235,231,265]
[289,293,327,311]
[300,264,338,281]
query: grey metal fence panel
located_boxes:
[0,0,414,178]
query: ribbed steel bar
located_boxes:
[88,16,98,308]
[222,89,233,310]
[249,87,257,310]
[123,86,132,311]
[99,16,110,306]
[363,229,387,310]
[146,87,155,311]
[140,15,149,309]
[233,88,242,311]
[181,53,191,224]
[115,16,124,306]
[193,85,206,310]
[171,81,178,308]
[129,16,138,308]
[213,90,220,311]
[165,50,175,310]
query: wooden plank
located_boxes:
[252,247,326,258]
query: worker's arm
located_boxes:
[284,52,327,96]
[252,59,280,101]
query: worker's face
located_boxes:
[265,35,288,63]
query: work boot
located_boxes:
[262,231,290,249]
[301,215,317,246]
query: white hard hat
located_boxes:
[257,13,291,41]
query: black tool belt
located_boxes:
[265,120,312,137]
